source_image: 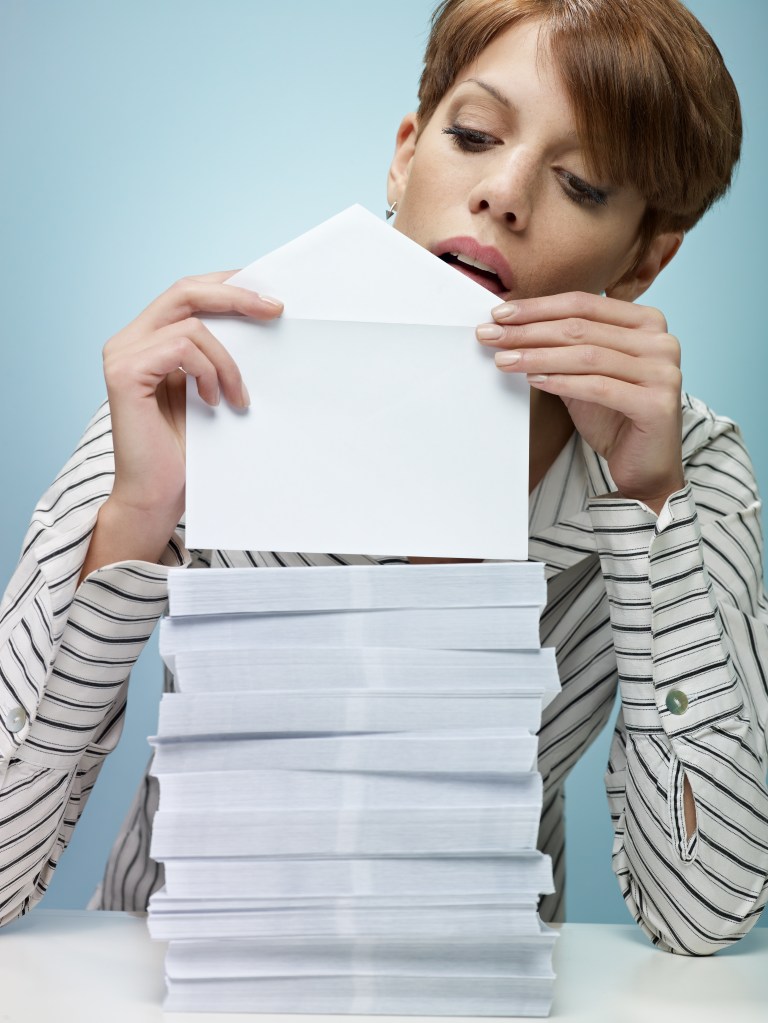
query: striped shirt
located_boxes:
[0,393,766,954]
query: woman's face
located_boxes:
[389,19,649,302]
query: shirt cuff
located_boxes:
[647,487,743,737]
[588,485,742,738]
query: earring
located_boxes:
[386,200,398,221]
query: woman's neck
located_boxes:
[529,390,574,493]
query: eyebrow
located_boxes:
[463,77,511,108]
[457,77,580,144]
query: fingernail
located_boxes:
[476,324,504,341]
[493,302,518,320]
[258,294,283,309]
[240,381,251,407]
[528,374,549,383]
[495,351,522,366]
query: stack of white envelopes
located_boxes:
[148,561,561,1015]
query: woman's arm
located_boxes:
[0,404,185,926]
[482,294,768,952]
[0,272,282,925]
[590,410,768,953]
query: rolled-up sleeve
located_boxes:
[588,418,768,955]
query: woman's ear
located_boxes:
[607,231,684,302]
[387,113,419,207]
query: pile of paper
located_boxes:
[148,562,560,1015]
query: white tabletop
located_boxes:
[0,911,765,1022]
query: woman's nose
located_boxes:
[467,147,536,229]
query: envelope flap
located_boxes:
[227,205,495,327]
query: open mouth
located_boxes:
[438,252,507,296]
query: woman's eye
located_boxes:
[442,125,609,208]
[560,171,608,208]
[442,124,499,152]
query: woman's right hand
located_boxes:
[102,270,283,533]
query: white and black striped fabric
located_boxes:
[0,393,766,955]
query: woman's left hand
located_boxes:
[477,291,686,514]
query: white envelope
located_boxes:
[186,205,529,559]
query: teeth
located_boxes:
[451,252,498,276]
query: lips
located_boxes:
[432,237,513,296]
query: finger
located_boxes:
[525,372,677,422]
[491,291,667,333]
[139,277,284,332]
[494,343,682,388]
[140,317,249,407]
[113,337,223,407]
[478,317,680,362]
[185,270,242,283]
[172,342,219,407]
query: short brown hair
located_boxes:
[418,0,741,264]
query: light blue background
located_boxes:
[0,1,765,924]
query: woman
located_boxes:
[0,0,766,956]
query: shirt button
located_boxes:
[4,707,27,733]
[665,690,689,715]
